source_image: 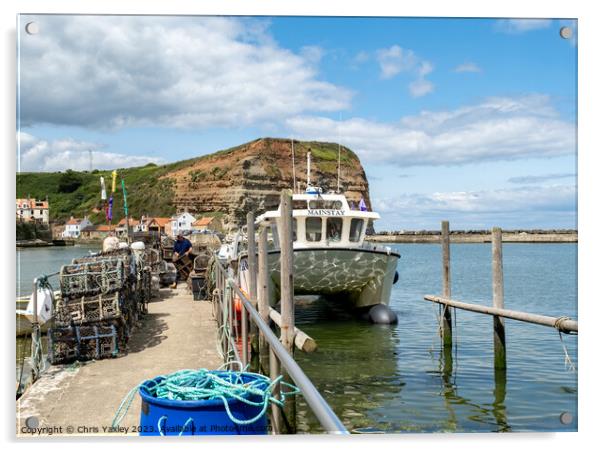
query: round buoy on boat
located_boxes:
[368,304,398,325]
[393,271,399,284]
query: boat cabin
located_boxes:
[256,191,379,249]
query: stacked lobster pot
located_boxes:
[48,245,153,364]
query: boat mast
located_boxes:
[307,150,311,189]
[337,142,341,193]
[337,113,341,193]
[291,139,297,194]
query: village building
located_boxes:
[133,216,149,233]
[80,224,113,240]
[16,197,50,224]
[115,217,138,238]
[147,217,172,236]
[191,216,223,233]
[62,217,93,238]
[131,216,172,236]
[170,212,197,237]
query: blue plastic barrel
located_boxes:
[138,371,269,436]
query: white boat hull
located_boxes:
[259,247,399,309]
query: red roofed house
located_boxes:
[191,216,222,233]
[115,217,138,238]
[147,217,172,236]
[132,216,172,236]
[16,197,50,224]
[62,216,93,238]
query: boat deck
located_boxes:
[16,284,222,436]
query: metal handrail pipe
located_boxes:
[227,279,348,434]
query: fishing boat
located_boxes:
[235,148,400,316]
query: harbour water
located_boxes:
[15,242,577,433]
[295,243,578,433]
[16,245,101,297]
[16,245,100,366]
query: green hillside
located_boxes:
[15,138,360,224]
[17,165,172,224]
[15,140,255,223]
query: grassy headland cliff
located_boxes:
[16,138,372,229]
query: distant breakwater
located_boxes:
[367,230,577,243]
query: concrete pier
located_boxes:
[17,285,221,436]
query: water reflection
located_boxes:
[433,342,509,432]
[294,295,515,433]
[293,296,402,432]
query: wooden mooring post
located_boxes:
[441,220,453,347]
[257,226,271,375]
[492,227,506,370]
[426,224,578,371]
[246,212,259,373]
[278,189,297,434]
[213,210,346,434]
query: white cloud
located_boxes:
[408,79,434,97]
[375,45,434,97]
[18,132,163,172]
[286,94,575,166]
[376,45,418,79]
[19,16,351,129]
[494,19,552,34]
[352,51,370,66]
[454,62,482,73]
[372,184,576,230]
[507,173,575,184]
[300,45,324,65]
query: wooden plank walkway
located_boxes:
[17,285,221,436]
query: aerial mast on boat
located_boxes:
[306,149,312,190]
[291,139,297,194]
[337,113,341,193]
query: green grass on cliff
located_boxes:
[16,138,362,223]
[16,164,180,224]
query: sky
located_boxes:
[16,15,577,231]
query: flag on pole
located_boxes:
[100,176,107,200]
[106,196,113,222]
[111,170,117,193]
[121,179,129,217]
[359,197,367,211]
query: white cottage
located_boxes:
[62,216,93,238]
[170,212,197,237]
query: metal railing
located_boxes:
[26,271,59,382]
[213,259,348,434]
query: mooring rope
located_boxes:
[111,369,299,430]
[554,316,576,372]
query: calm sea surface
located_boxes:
[16,243,577,433]
[16,245,101,297]
[295,243,577,433]
[16,245,101,368]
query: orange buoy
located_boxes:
[233,289,248,319]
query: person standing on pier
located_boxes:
[173,234,192,260]
[171,234,193,288]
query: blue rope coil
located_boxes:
[112,368,299,431]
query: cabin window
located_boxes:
[308,200,343,210]
[292,218,297,242]
[349,218,364,242]
[326,217,342,242]
[305,217,322,242]
[293,200,308,210]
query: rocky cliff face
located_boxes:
[163,138,373,230]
